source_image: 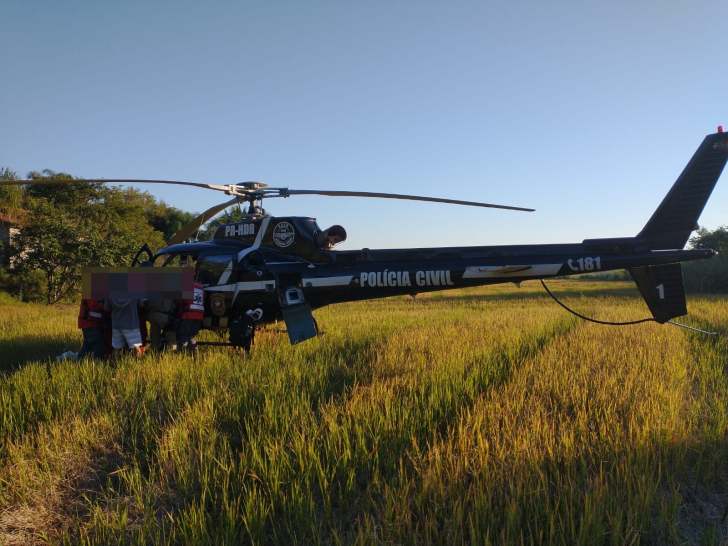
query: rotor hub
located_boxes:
[236,181,268,191]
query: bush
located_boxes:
[0,267,48,303]
[683,255,728,294]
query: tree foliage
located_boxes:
[0,168,23,223]
[146,202,198,242]
[197,205,250,241]
[0,169,197,303]
[689,225,728,255]
[684,225,728,294]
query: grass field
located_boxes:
[1,281,727,545]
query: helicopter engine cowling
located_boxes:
[315,225,347,249]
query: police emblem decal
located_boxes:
[209,292,226,316]
[273,222,295,248]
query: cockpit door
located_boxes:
[281,303,318,344]
[274,270,318,344]
[130,244,154,267]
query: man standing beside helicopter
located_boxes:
[76,297,107,359]
[104,298,144,359]
[176,272,205,354]
[229,308,261,354]
[146,297,177,352]
[141,258,177,353]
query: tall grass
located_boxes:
[1,281,727,544]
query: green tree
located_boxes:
[145,201,198,242]
[684,225,728,294]
[9,172,166,303]
[689,225,728,255]
[0,168,24,223]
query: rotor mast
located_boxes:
[226,181,271,216]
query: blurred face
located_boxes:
[326,235,343,248]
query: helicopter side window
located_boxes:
[244,250,266,266]
[197,255,234,286]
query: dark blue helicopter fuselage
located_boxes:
[151,215,713,331]
[145,130,728,341]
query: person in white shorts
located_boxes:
[105,298,143,358]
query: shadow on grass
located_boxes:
[0,334,78,373]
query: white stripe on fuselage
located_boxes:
[217,259,234,285]
[220,275,354,296]
[214,281,275,293]
[237,217,270,262]
[233,218,271,305]
[304,276,354,288]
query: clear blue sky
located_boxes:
[2,1,726,250]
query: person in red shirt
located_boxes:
[77,298,106,359]
[177,278,205,354]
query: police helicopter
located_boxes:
[3,129,727,344]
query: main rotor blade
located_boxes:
[1,178,535,211]
[284,189,534,212]
[168,198,241,245]
[0,178,230,192]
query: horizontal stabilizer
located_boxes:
[629,264,687,323]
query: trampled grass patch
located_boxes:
[0,281,727,544]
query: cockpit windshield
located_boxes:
[155,253,198,269]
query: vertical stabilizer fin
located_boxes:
[637,132,728,250]
[629,264,687,323]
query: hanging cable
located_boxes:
[540,279,655,326]
[540,279,717,334]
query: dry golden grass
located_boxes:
[1,280,727,544]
